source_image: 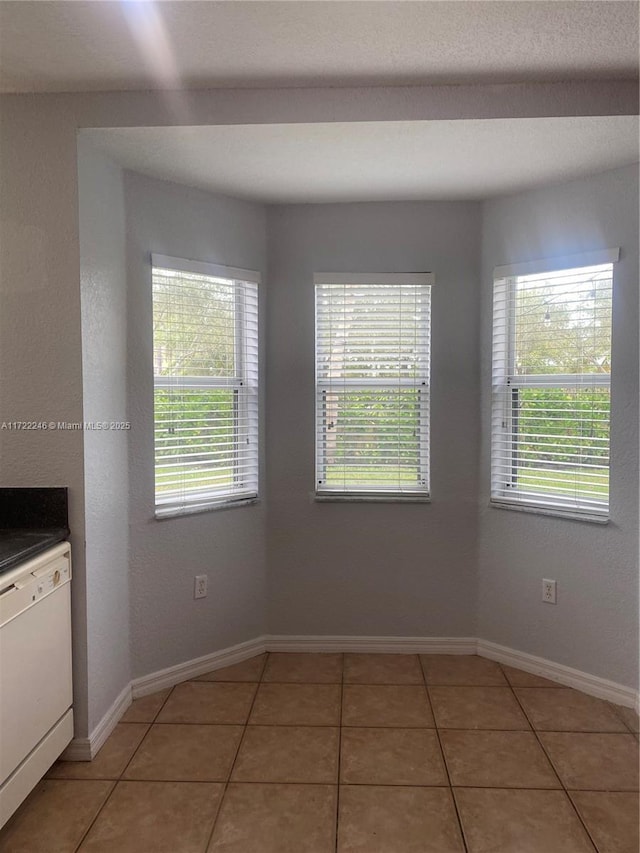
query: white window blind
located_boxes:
[314,274,432,498]
[152,255,259,517]
[491,252,616,519]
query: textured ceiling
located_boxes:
[1,1,638,94]
[83,117,639,203]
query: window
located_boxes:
[152,255,259,517]
[491,249,617,520]
[314,273,432,499]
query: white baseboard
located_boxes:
[131,636,267,699]
[62,683,132,761]
[65,633,638,761]
[478,640,639,710]
[60,739,92,762]
[265,634,478,654]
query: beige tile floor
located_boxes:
[1,653,638,853]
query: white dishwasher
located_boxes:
[0,542,73,828]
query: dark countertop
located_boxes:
[0,528,69,575]
[0,488,69,575]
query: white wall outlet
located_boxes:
[542,578,557,604]
[194,574,208,599]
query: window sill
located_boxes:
[490,499,609,525]
[155,496,259,520]
[314,493,431,504]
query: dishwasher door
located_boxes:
[0,544,73,785]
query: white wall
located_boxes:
[266,202,482,637]
[124,172,268,678]
[0,101,90,732]
[0,86,637,740]
[77,138,131,730]
[478,164,639,688]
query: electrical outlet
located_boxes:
[194,575,208,599]
[542,578,557,604]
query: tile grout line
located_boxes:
[71,684,177,852]
[97,777,581,789]
[202,652,270,853]
[421,657,471,853]
[62,778,619,790]
[118,687,174,774]
[501,664,601,853]
[335,653,344,853]
[69,780,117,853]
[608,701,640,736]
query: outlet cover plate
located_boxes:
[542,578,557,604]
[194,575,208,599]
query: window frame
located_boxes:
[490,248,618,522]
[151,254,260,519]
[314,272,433,502]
